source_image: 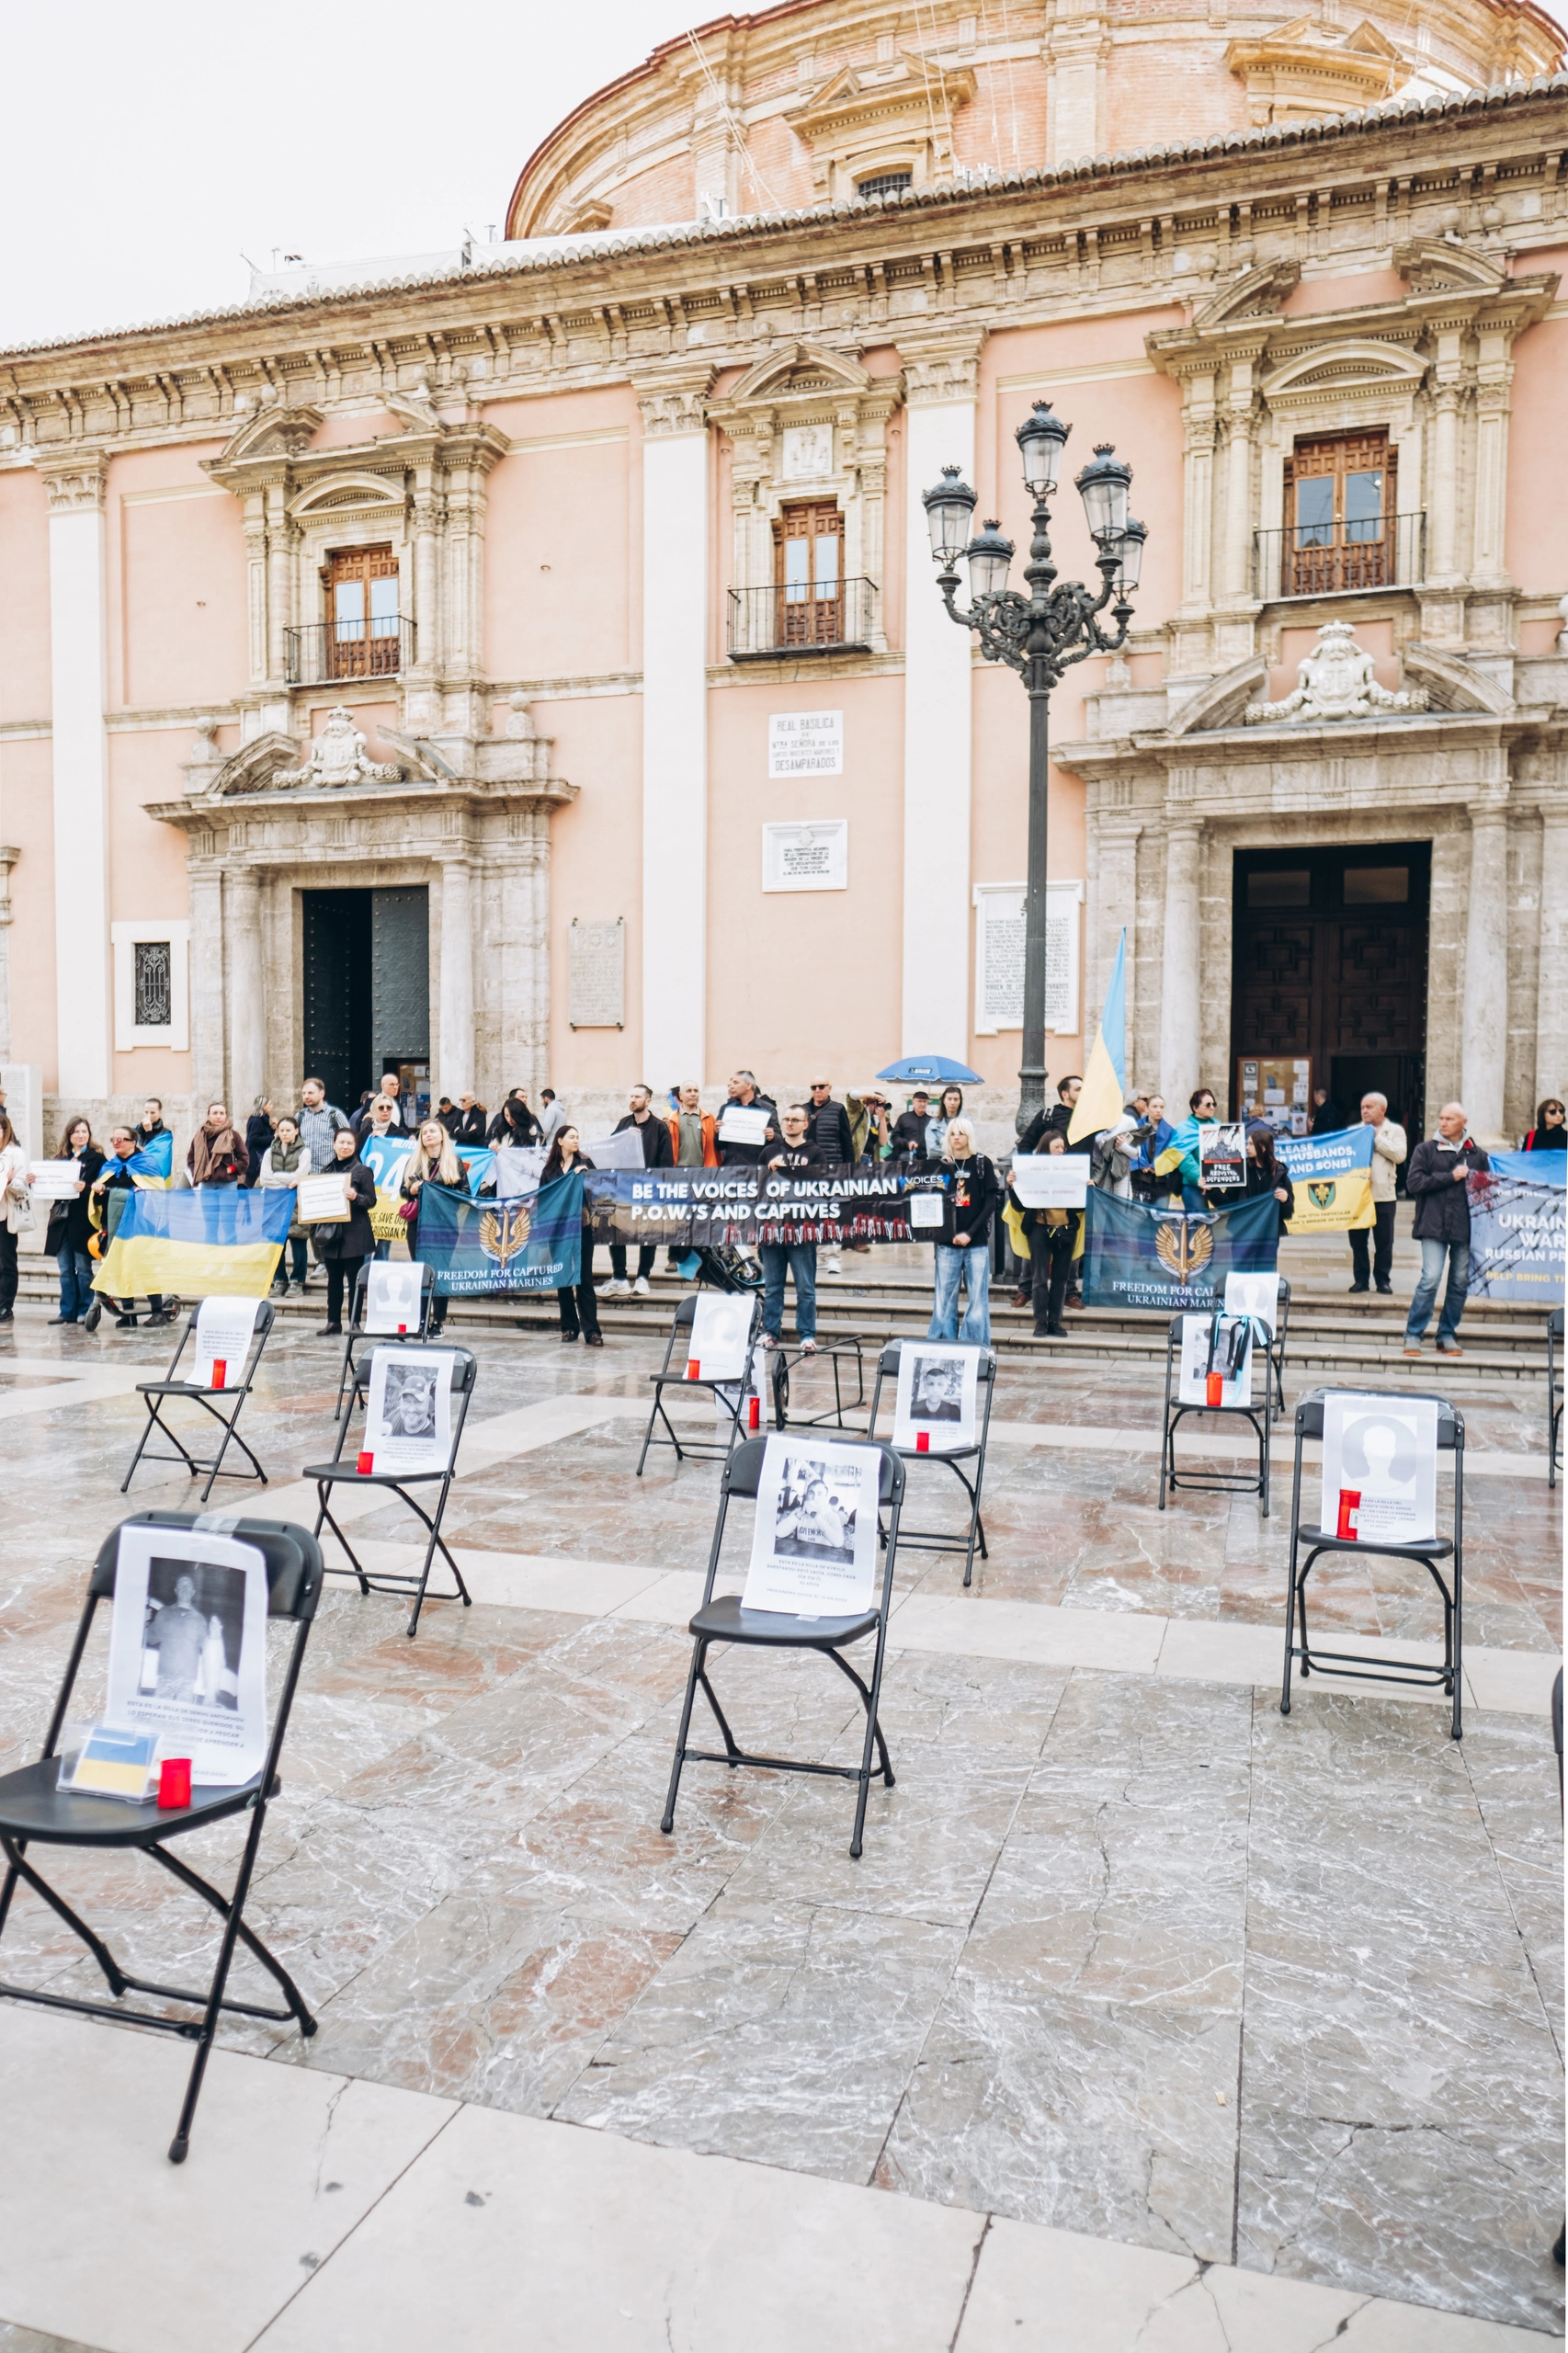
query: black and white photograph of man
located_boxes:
[909,1354,964,1424]
[142,1559,244,1709]
[770,1454,859,1567]
[382,1359,438,1438]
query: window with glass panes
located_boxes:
[1285,431,1395,595]
[773,501,844,646]
[324,545,401,678]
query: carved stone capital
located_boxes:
[898,331,986,407]
[35,451,107,515]
[631,364,715,438]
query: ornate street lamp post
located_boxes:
[923,404,1147,1136]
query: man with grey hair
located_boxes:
[1348,1090,1407,1295]
[1403,1102,1488,1358]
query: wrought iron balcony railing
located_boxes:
[284,614,415,686]
[1253,513,1426,602]
[727,576,878,660]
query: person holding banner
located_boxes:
[927,1120,998,1346]
[1243,1122,1296,1239]
[315,1127,378,1336]
[487,1090,541,1149]
[1028,1131,1082,1339]
[1403,1103,1489,1358]
[89,1129,173,1330]
[1523,1097,1566,1152]
[400,1120,489,1336]
[259,1115,312,1295]
[41,1117,105,1324]
[1347,1092,1406,1294]
[759,1105,822,1351]
[1153,1088,1223,1211]
[541,1126,603,1345]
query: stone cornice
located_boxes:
[145,768,578,841]
[33,449,108,513]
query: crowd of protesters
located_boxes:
[6,1064,1558,1358]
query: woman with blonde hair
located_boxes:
[926,1117,999,1347]
[400,1118,490,1335]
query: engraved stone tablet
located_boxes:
[569,917,625,1029]
[762,821,847,892]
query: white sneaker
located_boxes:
[632,1275,651,1296]
[825,1255,843,1276]
[597,1279,630,1298]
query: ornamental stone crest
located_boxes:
[1245,622,1428,726]
[274,707,402,789]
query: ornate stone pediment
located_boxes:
[288,472,405,521]
[783,53,976,201]
[203,732,303,798]
[214,395,324,466]
[1191,259,1301,331]
[1225,16,1409,126]
[1263,337,1426,401]
[1167,660,1269,736]
[1245,623,1428,724]
[1393,238,1510,298]
[720,341,873,411]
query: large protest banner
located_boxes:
[1276,1124,1375,1233]
[93,1186,292,1301]
[1466,1151,1565,1305]
[360,1132,414,1243]
[583,1164,945,1249]
[414,1173,583,1295]
[1081,1189,1279,1311]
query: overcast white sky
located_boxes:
[0,1,706,350]
[3,0,1563,352]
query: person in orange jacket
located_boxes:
[666,1084,719,1169]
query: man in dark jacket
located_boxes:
[804,1078,853,1166]
[1013,1077,1089,1308]
[759,1104,824,1347]
[599,1084,675,1297]
[451,1093,488,1145]
[715,1071,777,1169]
[1403,1103,1490,1358]
[887,1089,932,1163]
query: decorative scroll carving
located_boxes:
[273,705,402,788]
[1245,622,1429,724]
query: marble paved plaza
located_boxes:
[0,1307,1560,2350]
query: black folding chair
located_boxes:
[867,1340,995,1588]
[0,1511,322,2163]
[1281,1385,1464,1740]
[661,1436,905,1859]
[1158,1310,1274,1516]
[770,1336,868,1433]
[335,1259,438,1415]
[637,1294,765,1475]
[305,1345,477,1637]
[1267,1278,1290,1411]
[120,1300,275,1505]
[1548,1310,1562,1491]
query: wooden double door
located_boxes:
[1230,844,1429,1142]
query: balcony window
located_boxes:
[324,544,403,679]
[776,500,845,648]
[1284,431,1396,595]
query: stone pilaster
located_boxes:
[37,450,112,1100]
[226,863,265,1117]
[1159,810,1203,1112]
[1460,792,1510,1144]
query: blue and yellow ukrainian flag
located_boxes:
[93,1187,291,1301]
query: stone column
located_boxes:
[264,483,295,684]
[187,864,226,1110]
[226,864,265,1116]
[0,846,17,1063]
[1460,795,1510,1143]
[1159,815,1202,1112]
[39,452,112,1101]
[1177,371,1217,615]
[1534,801,1568,1106]
[437,855,475,1097]
[899,331,984,1061]
[634,364,713,1085]
[1221,351,1263,603]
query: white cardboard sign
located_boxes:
[192,1295,262,1388]
[1010,1153,1089,1209]
[687,1292,753,1384]
[364,1260,425,1335]
[1320,1392,1438,1545]
[362,1347,455,1476]
[105,1523,268,1787]
[1223,1270,1278,1336]
[742,1437,881,1618]
[716,1104,770,1149]
[298,1172,352,1222]
[1176,1313,1253,1408]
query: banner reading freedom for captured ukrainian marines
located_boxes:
[1080,1190,1280,1312]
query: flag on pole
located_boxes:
[1068,928,1127,1144]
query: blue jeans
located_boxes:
[929,1242,991,1344]
[760,1243,817,1340]
[56,1243,93,1320]
[1405,1237,1471,1347]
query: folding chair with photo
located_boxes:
[1548,1310,1562,1491]
[636,1293,766,1475]
[769,1336,869,1434]
[0,1511,322,2164]
[661,1436,906,1859]
[1158,1310,1275,1516]
[867,1339,995,1588]
[120,1300,276,1506]
[304,1345,478,1637]
[335,1259,438,1416]
[1280,1385,1465,1741]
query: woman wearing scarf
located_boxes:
[541,1125,602,1347]
[186,1101,249,1187]
[1151,1087,1221,1211]
[926,1118,999,1346]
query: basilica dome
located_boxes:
[506,0,1562,238]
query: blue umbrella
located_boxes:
[876,1056,983,1086]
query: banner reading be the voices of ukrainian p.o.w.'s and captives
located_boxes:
[1080,1188,1279,1312]
[583,1164,945,1248]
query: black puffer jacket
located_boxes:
[1406,1135,1489,1243]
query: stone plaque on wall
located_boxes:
[768,710,843,778]
[762,821,848,892]
[973,882,1082,1035]
[569,918,625,1029]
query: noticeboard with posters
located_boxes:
[1237,1056,1312,1134]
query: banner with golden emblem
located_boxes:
[412,1173,583,1294]
[1080,1189,1279,1312]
